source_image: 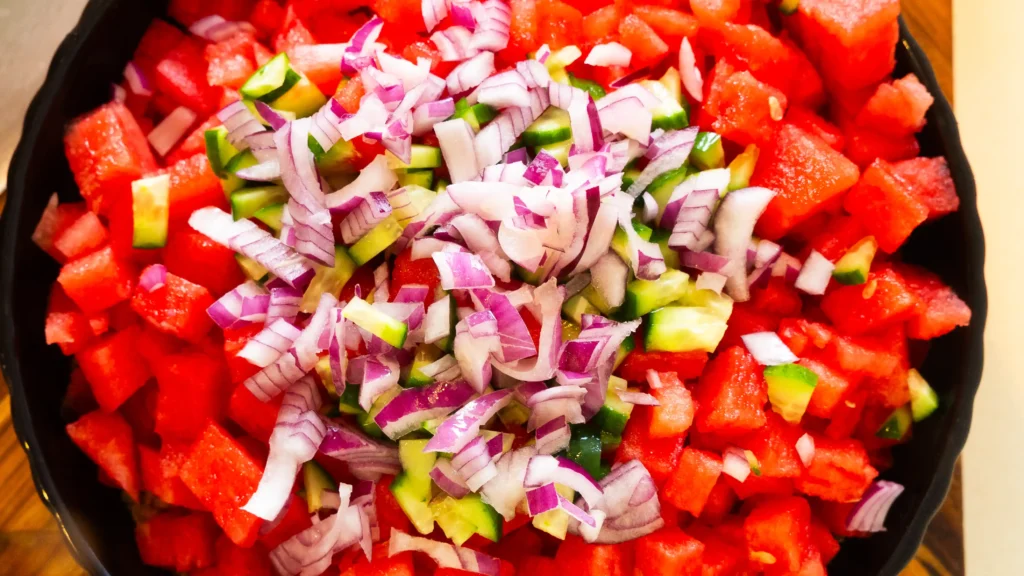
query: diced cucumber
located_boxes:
[727,144,760,192]
[580,284,615,316]
[568,73,606,100]
[405,344,445,387]
[591,376,634,437]
[431,493,503,545]
[677,279,734,321]
[435,178,450,193]
[391,439,437,534]
[780,0,799,15]
[833,237,878,286]
[302,461,335,513]
[314,355,338,396]
[241,53,302,102]
[230,186,288,220]
[524,107,573,147]
[614,335,636,371]
[645,166,690,223]
[343,296,409,348]
[453,98,499,133]
[611,220,654,264]
[300,246,358,313]
[534,139,573,168]
[561,318,582,342]
[388,145,444,170]
[641,78,689,131]
[397,169,435,190]
[745,450,762,476]
[338,384,362,415]
[650,228,681,270]
[359,386,400,438]
[908,369,940,422]
[567,425,603,479]
[270,73,327,119]
[498,399,530,428]
[131,174,170,249]
[645,306,729,353]
[764,363,819,424]
[532,483,576,539]
[253,203,285,233]
[349,216,403,266]
[562,292,601,325]
[658,67,684,106]
[691,132,726,170]
[235,254,269,283]
[623,269,690,319]
[314,139,359,176]
[876,405,913,440]
[205,126,240,177]
[222,150,259,196]
[621,159,642,191]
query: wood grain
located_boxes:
[0,1,959,574]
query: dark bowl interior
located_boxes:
[0,1,988,575]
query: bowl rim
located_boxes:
[0,4,988,575]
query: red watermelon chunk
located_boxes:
[555,535,632,575]
[66,410,140,499]
[855,74,933,136]
[694,529,748,576]
[663,447,723,516]
[206,32,262,90]
[165,152,230,222]
[804,214,866,262]
[131,270,215,343]
[749,278,804,318]
[616,349,709,384]
[258,493,313,550]
[690,0,741,28]
[224,325,263,383]
[33,200,88,262]
[738,411,803,478]
[134,19,188,78]
[699,477,738,525]
[632,6,699,49]
[58,245,136,313]
[205,536,273,576]
[64,102,157,215]
[168,0,255,27]
[180,422,265,547]
[795,436,878,502]
[694,346,767,434]
[702,60,788,147]
[827,332,901,379]
[136,511,219,571]
[155,38,223,115]
[649,378,696,439]
[164,228,246,297]
[821,267,920,335]
[896,264,972,340]
[842,123,921,168]
[616,406,685,484]
[139,443,204,509]
[46,284,109,355]
[618,14,668,68]
[52,211,108,262]
[846,159,930,252]
[810,518,841,564]
[744,496,814,574]
[153,352,230,441]
[717,303,780,351]
[76,325,151,412]
[752,124,860,240]
[890,156,960,220]
[228,384,283,443]
[801,357,855,419]
[794,0,900,90]
[166,115,222,166]
[727,474,796,500]
[633,528,704,576]
[249,0,286,39]
[786,107,845,151]
[136,324,186,369]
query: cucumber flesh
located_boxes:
[566,425,603,479]
[221,151,259,196]
[269,73,327,118]
[611,220,654,264]
[591,376,633,436]
[235,254,269,283]
[642,78,689,131]
[568,73,606,100]
[431,493,503,545]
[397,169,436,190]
[650,228,681,270]
[728,144,760,191]
[349,216,403,266]
[532,483,576,539]
[131,173,170,249]
[302,461,335,513]
[405,344,445,387]
[523,107,573,147]
[614,336,636,371]
[392,439,437,534]
[240,53,301,102]
[315,139,359,176]
[645,306,729,353]
[623,269,690,320]
[534,139,573,168]
[253,203,285,233]
[876,405,913,440]
[360,386,400,438]
[691,132,726,170]
[388,145,444,170]
[343,296,409,348]
[453,99,499,132]
[205,126,240,176]
[677,279,734,321]
[833,236,878,286]
[908,369,940,422]
[764,363,819,424]
[338,384,362,415]
[645,166,690,223]
[300,246,358,313]
[621,159,642,191]
[231,186,289,220]
[562,292,601,325]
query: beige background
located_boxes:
[955,0,1024,573]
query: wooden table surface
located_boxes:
[0,1,961,574]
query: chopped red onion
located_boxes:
[639,193,659,224]
[796,433,815,467]
[523,150,562,186]
[217,100,266,152]
[772,252,803,284]
[358,355,400,411]
[123,62,152,96]
[742,331,799,366]
[239,319,303,368]
[679,37,704,103]
[447,51,496,95]
[571,459,663,544]
[206,280,270,330]
[795,250,835,296]
[434,118,480,183]
[695,271,728,294]
[617,390,659,406]
[585,42,632,68]
[525,455,603,508]
[610,194,666,280]
[326,155,398,212]
[712,186,777,302]
[412,98,456,136]
[471,289,537,362]
[253,100,289,130]
[389,529,500,576]
[526,483,600,528]
[626,127,699,197]
[426,390,514,454]
[450,214,512,282]
[267,286,302,325]
[473,71,530,110]
[235,160,282,182]
[479,446,536,520]
[491,279,563,382]
[451,2,476,29]
[327,308,347,396]
[454,311,500,391]
[470,0,511,52]
[138,264,167,293]
[424,295,453,345]
[338,94,390,142]
[609,67,651,88]
[373,379,476,440]
[189,14,256,42]
[668,189,720,251]
[722,446,752,483]
[339,191,393,245]
[433,252,496,290]
[535,416,571,455]
[515,60,550,89]
[431,458,471,499]
[474,88,550,168]
[431,26,479,62]
[147,106,196,156]
[846,481,905,533]
[319,420,400,471]
[681,250,734,275]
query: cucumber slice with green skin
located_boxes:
[302,461,335,513]
[614,335,636,370]
[404,344,445,387]
[591,376,634,436]
[658,67,685,106]
[431,493,503,545]
[397,169,436,190]
[534,139,573,168]
[642,79,689,131]
[435,178,450,193]
[623,269,691,319]
[567,425,603,479]
[568,73,606,100]
[205,127,240,177]
[241,53,303,102]
[580,284,616,316]
[269,74,327,118]
[691,132,726,170]
[650,228,681,270]
[388,145,444,170]
[562,292,601,325]
[300,246,358,313]
[833,236,878,285]
[392,439,437,534]
[908,369,940,422]
[314,138,359,176]
[645,166,690,223]
[677,279,734,320]
[221,150,259,196]
[599,432,621,454]
[780,0,799,15]
[349,216,403,266]
[231,186,289,220]
[343,296,409,349]
[131,174,170,249]
[338,384,362,415]
[523,107,573,147]
[728,144,760,192]
[764,363,819,424]
[561,319,582,341]
[356,410,385,438]
[876,405,913,440]
[253,203,285,233]
[314,355,337,396]
[645,306,729,353]
[611,220,654,264]
[453,99,499,133]
[532,483,576,539]
[235,254,269,283]
[359,386,401,438]
[621,159,642,191]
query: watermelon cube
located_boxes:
[744,496,813,573]
[169,0,254,26]
[801,357,855,419]
[223,325,263,383]
[164,228,246,297]
[810,518,841,564]
[805,214,866,262]
[154,38,223,115]
[76,325,151,412]
[133,19,188,77]
[166,115,222,166]
[693,346,767,435]
[58,245,136,313]
[717,304,780,352]
[618,14,667,68]
[136,511,219,571]
[616,406,685,484]
[738,411,803,478]
[749,278,804,318]
[258,494,313,550]
[180,422,265,547]
[210,536,273,576]
[698,477,737,525]
[797,436,879,502]
[897,264,972,340]
[752,124,860,240]
[890,157,960,220]
[794,0,900,90]
[46,284,108,355]
[273,6,318,53]
[508,0,538,61]
[33,200,88,262]
[131,270,215,343]
[555,534,632,575]
[827,333,900,379]
[631,6,699,49]
[153,352,230,441]
[165,153,230,223]
[855,74,934,136]
[63,367,99,416]
[726,474,796,501]
[786,107,845,151]
[66,410,140,499]
[633,528,704,576]
[702,60,788,147]
[139,444,204,509]
[650,383,695,439]
[52,211,108,262]
[694,529,747,576]
[135,324,186,369]
[228,384,283,443]
[287,41,346,97]
[206,32,261,90]
[845,159,929,252]
[63,102,158,215]
[821,267,920,335]
[689,0,741,28]
[842,123,921,168]
[617,350,709,384]
[120,380,159,446]
[249,0,285,38]
[662,447,723,516]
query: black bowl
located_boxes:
[0,1,987,574]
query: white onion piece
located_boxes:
[479,446,536,521]
[695,271,728,294]
[431,26,479,62]
[147,106,196,156]
[585,42,632,67]
[741,331,799,366]
[796,433,815,467]
[270,502,364,576]
[679,37,704,103]
[422,0,448,32]
[434,118,480,183]
[589,252,628,309]
[325,155,398,211]
[795,250,835,296]
[722,447,752,483]
[712,186,777,302]
[446,51,496,95]
[470,0,511,52]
